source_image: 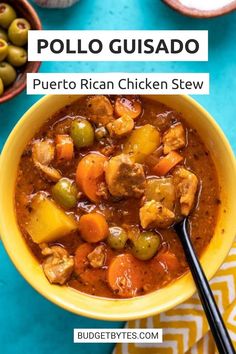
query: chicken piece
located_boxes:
[32,139,55,165]
[163,123,186,155]
[95,126,108,140]
[35,164,61,182]
[173,167,198,216]
[96,182,109,200]
[105,154,146,198]
[106,115,134,138]
[41,245,74,285]
[100,144,116,157]
[139,200,175,229]
[87,96,114,125]
[87,245,106,268]
[32,139,61,182]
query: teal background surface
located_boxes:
[0,1,235,353]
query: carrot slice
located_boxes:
[107,253,143,298]
[157,251,180,273]
[56,134,74,161]
[74,243,94,275]
[114,97,142,119]
[76,153,107,203]
[153,151,183,176]
[78,213,109,243]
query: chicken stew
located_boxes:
[15,95,220,298]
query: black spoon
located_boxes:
[174,218,235,354]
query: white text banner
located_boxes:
[73,328,163,343]
[28,30,208,62]
[27,73,210,95]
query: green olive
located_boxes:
[107,226,128,250]
[8,18,31,46]
[131,231,160,261]
[0,28,8,41]
[0,3,16,29]
[7,45,27,67]
[0,38,8,61]
[70,119,94,149]
[52,178,78,210]
[0,77,4,96]
[0,61,16,87]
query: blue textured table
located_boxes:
[0,1,235,353]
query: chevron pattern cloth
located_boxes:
[114,241,236,354]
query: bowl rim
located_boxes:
[0,94,236,321]
[0,0,42,104]
[162,0,236,18]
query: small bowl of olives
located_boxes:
[0,0,42,103]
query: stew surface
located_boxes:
[15,95,220,298]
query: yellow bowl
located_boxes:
[0,94,235,321]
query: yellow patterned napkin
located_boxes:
[114,241,236,354]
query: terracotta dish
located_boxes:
[0,0,42,104]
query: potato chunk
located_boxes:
[106,115,134,138]
[163,123,186,155]
[124,124,161,162]
[26,197,78,244]
[105,154,146,198]
[140,200,175,229]
[145,177,176,210]
[173,167,198,216]
[87,95,114,125]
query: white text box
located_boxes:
[28,30,208,62]
[27,73,210,95]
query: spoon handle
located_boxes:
[175,219,235,354]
